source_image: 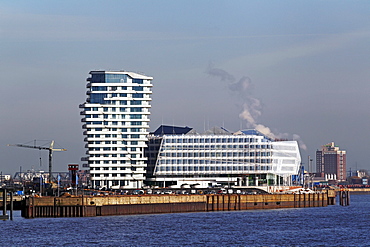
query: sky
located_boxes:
[1,1,369,175]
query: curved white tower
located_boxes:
[80,71,153,189]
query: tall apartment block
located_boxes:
[316,142,346,181]
[80,71,153,189]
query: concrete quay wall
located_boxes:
[22,191,334,218]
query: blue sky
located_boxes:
[1,1,370,175]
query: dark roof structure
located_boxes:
[152,125,193,136]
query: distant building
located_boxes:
[145,125,302,188]
[316,142,346,181]
[80,70,153,189]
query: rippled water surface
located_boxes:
[1,194,370,246]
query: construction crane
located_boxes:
[8,140,67,183]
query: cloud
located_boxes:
[224,29,370,71]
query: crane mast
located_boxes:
[8,140,67,183]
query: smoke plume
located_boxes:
[206,64,307,150]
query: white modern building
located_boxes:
[80,70,153,189]
[145,125,302,189]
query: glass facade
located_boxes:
[145,128,301,188]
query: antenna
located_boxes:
[172,119,175,134]
[203,118,206,133]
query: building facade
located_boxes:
[145,125,302,188]
[80,70,153,189]
[316,142,346,181]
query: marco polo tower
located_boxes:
[80,71,153,189]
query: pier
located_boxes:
[22,190,336,218]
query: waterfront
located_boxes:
[1,194,370,246]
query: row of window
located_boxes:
[88,141,142,146]
[92,180,130,187]
[90,167,135,170]
[85,100,144,108]
[91,86,145,92]
[87,134,143,139]
[92,173,139,177]
[90,74,148,85]
[160,145,271,151]
[157,158,272,164]
[85,109,143,117]
[154,165,272,172]
[164,137,266,144]
[88,147,142,152]
[86,114,144,121]
[89,160,139,164]
[86,128,141,134]
[86,122,145,130]
[89,93,149,104]
[89,150,141,157]
[160,152,272,157]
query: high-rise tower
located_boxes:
[80,71,153,189]
[316,142,346,181]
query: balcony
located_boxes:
[79,104,85,108]
[81,118,86,122]
[86,82,91,87]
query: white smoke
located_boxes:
[206,64,307,150]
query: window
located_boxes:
[105,74,127,83]
[90,93,107,104]
[130,114,142,119]
[132,79,143,84]
[131,107,142,112]
[131,100,142,105]
[132,86,143,91]
[132,93,143,98]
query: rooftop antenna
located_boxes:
[172,119,175,134]
[161,116,164,135]
[203,118,206,133]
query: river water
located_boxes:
[1,194,369,246]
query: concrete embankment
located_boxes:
[21,190,336,218]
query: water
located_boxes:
[1,194,370,246]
